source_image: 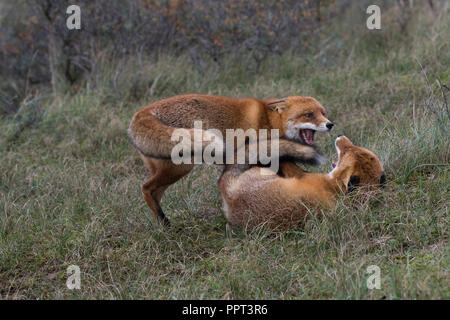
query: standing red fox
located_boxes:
[128,94,334,225]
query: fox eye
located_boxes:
[304,113,314,118]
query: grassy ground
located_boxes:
[0,5,449,299]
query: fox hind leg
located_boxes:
[140,156,193,226]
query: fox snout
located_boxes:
[318,114,333,131]
[313,116,333,132]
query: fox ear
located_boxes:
[379,173,386,187]
[347,175,360,193]
[267,99,288,114]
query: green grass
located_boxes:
[0,4,449,299]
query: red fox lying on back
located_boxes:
[128,94,334,226]
[219,135,386,230]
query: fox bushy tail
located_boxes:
[128,113,220,159]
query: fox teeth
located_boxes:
[300,130,314,145]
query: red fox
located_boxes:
[219,135,386,230]
[128,94,333,225]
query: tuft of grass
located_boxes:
[0,3,448,299]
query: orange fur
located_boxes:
[128,94,333,225]
[219,136,385,230]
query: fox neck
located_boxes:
[327,165,354,194]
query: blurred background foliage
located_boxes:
[0,0,442,114]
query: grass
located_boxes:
[0,4,449,299]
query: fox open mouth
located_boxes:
[299,129,316,145]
